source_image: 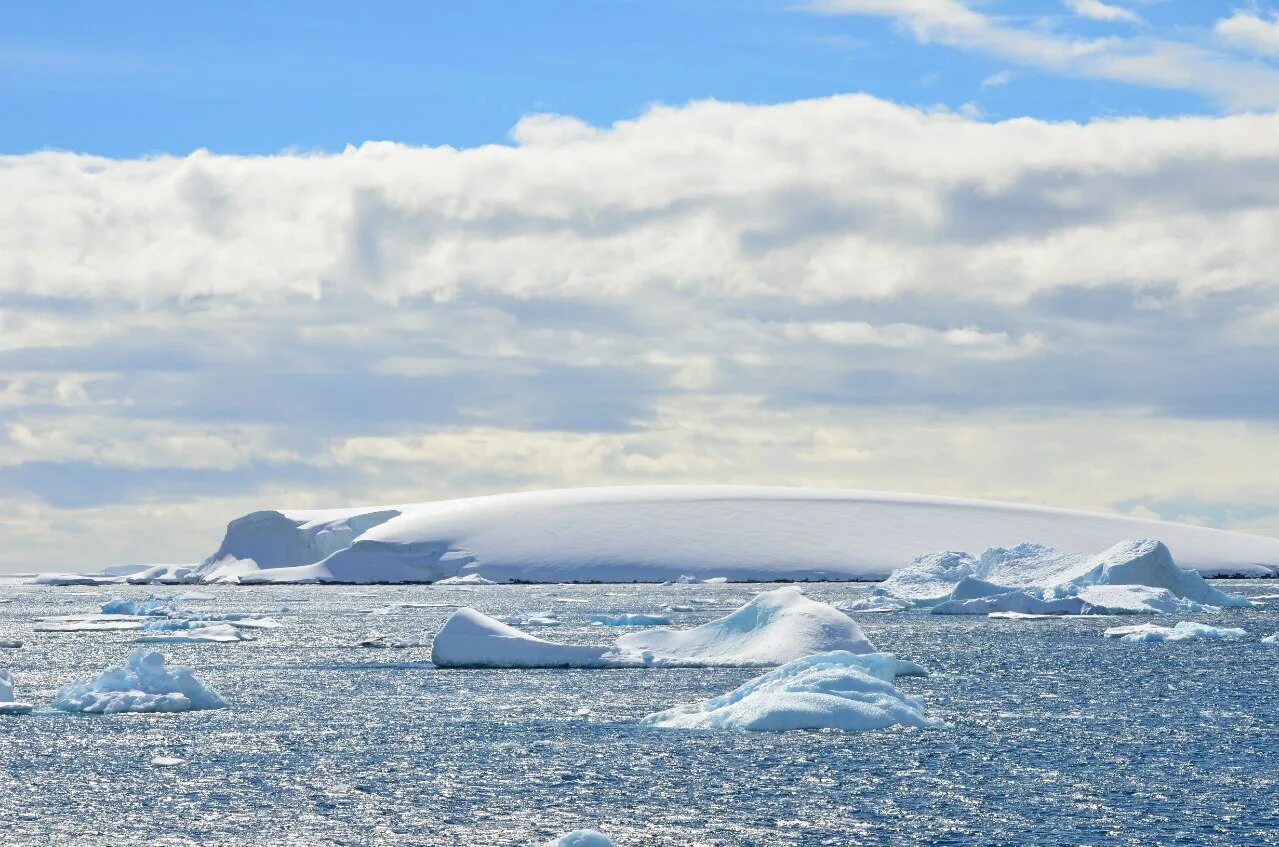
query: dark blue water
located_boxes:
[2,579,1277,846]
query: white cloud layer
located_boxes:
[1215,9,1279,56]
[3,94,1279,569]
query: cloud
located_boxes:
[810,0,1279,110]
[4,94,1279,568]
[981,69,1014,87]
[1215,9,1279,55]
[1064,0,1141,25]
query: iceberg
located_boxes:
[99,486,1279,585]
[590,613,671,627]
[0,640,22,649]
[433,573,497,585]
[430,608,618,668]
[51,650,229,713]
[543,831,615,847]
[877,539,1248,616]
[1262,634,1278,645]
[0,669,34,715]
[1103,622,1249,642]
[837,596,912,613]
[616,588,875,666]
[101,597,173,616]
[641,651,939,732]
[135,623,250,644]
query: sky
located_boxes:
[4,0,1279,571]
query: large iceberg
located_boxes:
[876,539,1249,615]
[74,486,1279,585]
[1103,622,1249,642]
[641,651,939,732]
[0,669,34,715]
[51,650,229,714]
[616,588,875,666]
[430,589,923,672]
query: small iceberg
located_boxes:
[0,669,34,715]
[616,588,875,666]
[667,575,728,585]
[434,573,497,586]
[30,572,121,587]
[1103,622,1249,643]
[590,613,671,627]
[495,613,561,627]
[543,831,615,847]
[837,596,912,614]
[151,756,186,767]
[135,623,250,644]
[876,539,1248,616]
[101,597,173,616]
[431,608,617,668]
[356,632,427,649]
[51,650,229,713]
[0,640,22,649]
[641,651,939,732]
[1262,633,1278,644]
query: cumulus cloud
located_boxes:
[1215,9,1279,55]
[1064,0,1141,25]
[3,94,1279,568]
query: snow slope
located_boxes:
[122,486,1279,584]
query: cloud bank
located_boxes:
[3,94,1279,569]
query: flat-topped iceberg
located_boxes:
[1103,622,1249,642]
[877,539,1249,616]
[430,608,618,668]
[73,486,1279,585]
[51,650,228,713]
[135,622,249,644]
[641,651,939,732]
[0,669,34,715]
[616,588,875,666]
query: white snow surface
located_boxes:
[878,539,1248,615]
[1103,622,1250,642]
[542,831,615,847]
[641,651,939,732]
[98,486,1279,584]
[51,650,229,713]
[616,588,876,665]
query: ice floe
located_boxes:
[151,756,185,767]
[1102,622,1249,643]
[616,588,875,666]
[876,539,1248,616]
[89,486,1279,585]
[0,640,22,649]
[0,669,34,715]
[135,622,250,644]
[495,613,561,627]
[51,650,228,713]
[590,613,671,627]
[641,651,939,732]
[543,831,615,847]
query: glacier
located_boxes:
[875,539,1249,615]
[51,650,229,714]
[640,651,939,732]
[64,486,1279,585]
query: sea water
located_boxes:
[1,579,1277,846]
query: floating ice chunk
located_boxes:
[51,650,229,713]
[34,617,145,632]
[1262,633,1279,644]
[31,572,121,586]
[431,608,617,668]
[0,669,34,715]
[879,539,1247,615]
[1103,622,1249,643]
[664,604,696,612]
[590,613,671,627]
[356,632,427,649]
[617,588,875,666]
[838,596,912,613]
[495,613,561,627]
[434,573,496,586]
[151,756,185,767]
[135,623,249,644]
[0,640,22,649]
[543,831,615,847]
[101,597,173,616]
[641,651,938,732]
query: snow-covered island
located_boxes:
[47,486,1279,585]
